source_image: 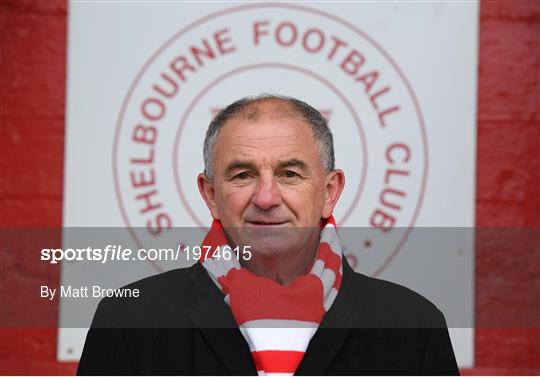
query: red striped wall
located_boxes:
[0,0,538,374]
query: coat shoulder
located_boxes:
[343,269,444,327]
[93,264,206,328]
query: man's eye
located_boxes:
[233,172,251,180]
[282,170,300,178]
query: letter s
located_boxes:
[41,249,51,262]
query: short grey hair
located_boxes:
[203,94,335,181]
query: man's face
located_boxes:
[198,101,344,256]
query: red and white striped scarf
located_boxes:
[199,217,343,375]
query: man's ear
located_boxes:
[322,169,345,219]
[197,173,220,220]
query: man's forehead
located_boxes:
[219,111,314,142]
[220,145,313,167]
[211,99,322,171]
[214,124,320,172]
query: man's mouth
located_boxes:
[245,220,290,227]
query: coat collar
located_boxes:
[189,257,357,375]
[190,262,257,375]
[295,257,356,375]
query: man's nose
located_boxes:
[251,174,282,210]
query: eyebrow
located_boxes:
[223,160,257,177]
[277,158,308,172]
[223,158,309,177]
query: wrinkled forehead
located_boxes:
[214,104,320,167]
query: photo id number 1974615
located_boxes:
[183,245,252,261]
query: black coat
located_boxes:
[77,258,459,375]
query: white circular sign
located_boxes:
[114,4,428,276]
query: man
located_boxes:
[78,95,459,375]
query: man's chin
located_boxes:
[228,226,319,258]
[240,223,299,240]
[241,238,298,259]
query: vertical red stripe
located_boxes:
[251,350,305,373]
